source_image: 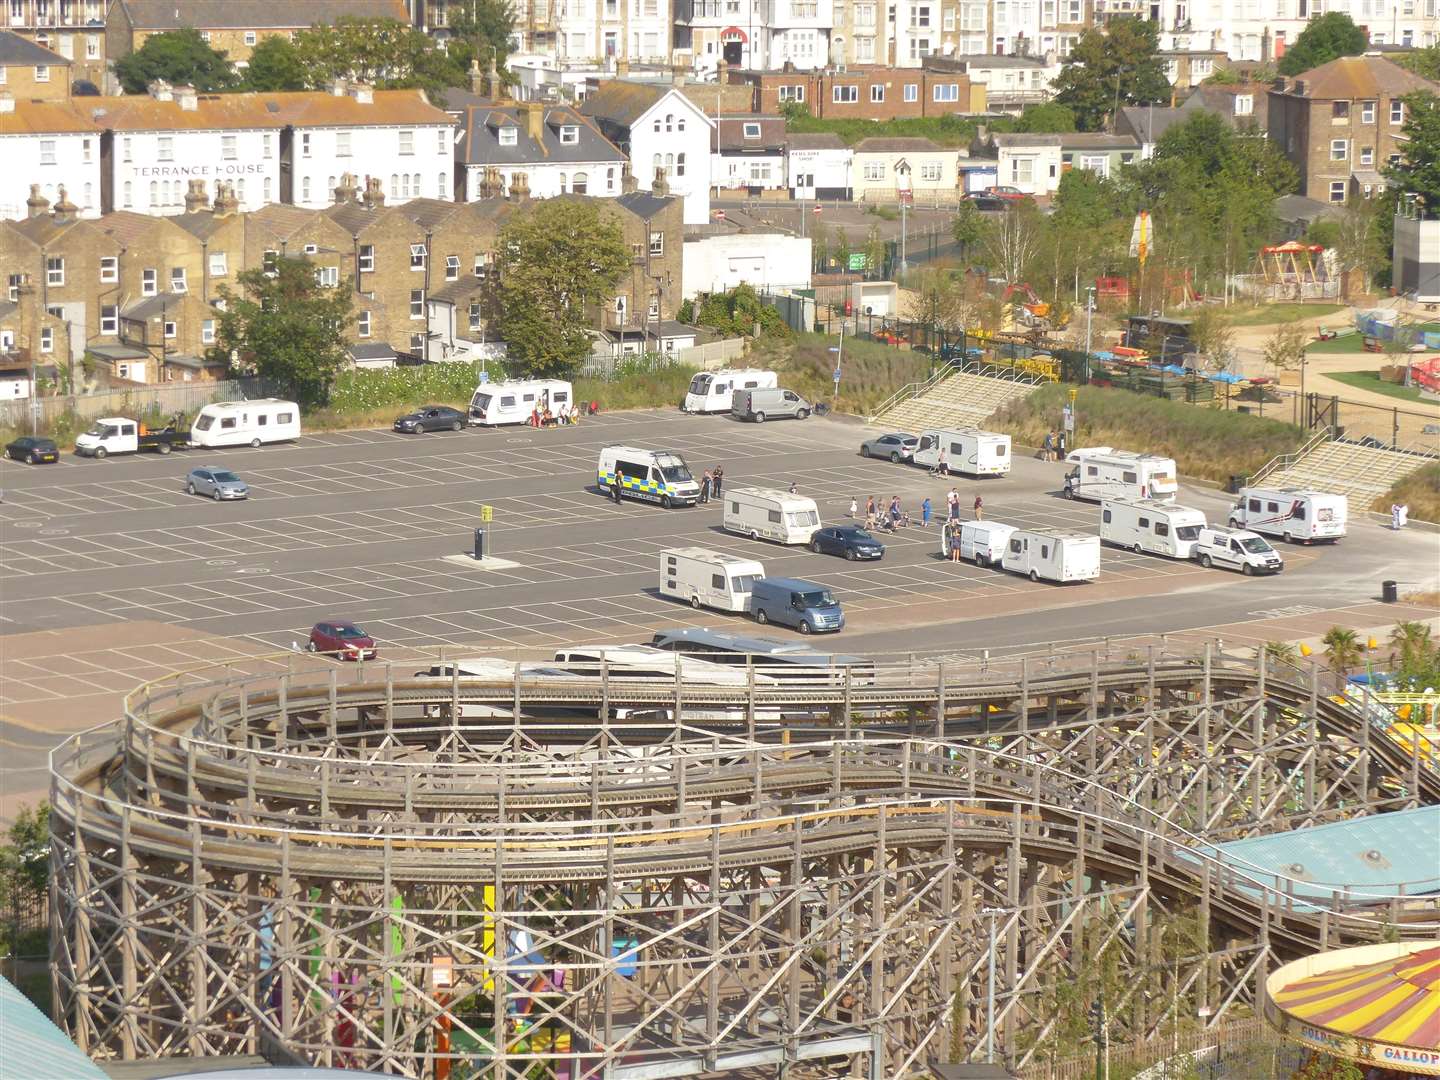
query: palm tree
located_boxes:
[1389,621,1434,675]
[1322,626,1362,675]
[1263,640,1300,667]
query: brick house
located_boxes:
[732,65,982,119]
[0,0,104,90]
[592,190,684,353]
[711,115,787,194]
[0,31,71,102]
[1267,55,1440,204]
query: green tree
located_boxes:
[209,258,354,408]
[114,28,236,94]
[1322,626,1362,675]
[951,202,986,250]
[1013,102,1077,133]
[1187,306,1236,372]
[243,35,307,91]
[292,17,466,93]
[1052,18,1171,132]
[497,200,629,377]
[691,285,788,337]
[1389,620,1435,674]
[0,803,49,897]
[1261,322,1308,381]
[1277,13,1368,76]
[863,224,886,276]
[447,0,517,71]
[1262,640,1300,666]
[1393,44,1440,82]
[1333,195,1388,293]
[1386,91,1440,216]
[832,226,852,271]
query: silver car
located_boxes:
[860,433,919,462]
[186,466,249,500]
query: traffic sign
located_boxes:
[833,367,842,382]
[480,504,493,522]
[847,253,867,271]
[813,205,822,214]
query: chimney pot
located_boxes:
[26,183,49,218]
[0,92,13,113]
[175,84,198,110]
[350,82,374,104]
[52,185,78,223]
[148,79,173,101]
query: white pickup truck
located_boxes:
[74,418,190,459]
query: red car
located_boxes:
[307,620,377,660]
[986,185,1029,202]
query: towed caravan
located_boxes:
[468,379,572,426]
[723,487,822,544]
[912,429,1012,477]
[1063,447,1178,503]
[190,399,300,448]
[658,548,766,612]
[683,369,777,413]
[1100,499,1207,559]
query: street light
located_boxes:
[1083,286,1096,386]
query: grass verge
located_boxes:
[1372,460,1440,520]
[1324,369,1435,404]
[989,383,1308,486]
[1220,302,1347,327]
[754,333,934,418]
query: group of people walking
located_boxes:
[849,487,984,532]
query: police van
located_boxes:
[598,445,701,507]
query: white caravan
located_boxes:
[190,399,300,448]
[913,429,1013,477]
[1228,487,1347,544]
[659,547,766,612]
[1001,529,1101,583]
[1063,447,1178,503]
[1100,499,1208,559]
[941,520,1016,566]
[467,379,572,426]
[683,368,777,413]
[722,486,822,544]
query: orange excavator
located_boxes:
[999,283,1070,335]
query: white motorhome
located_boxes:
[659,548,766,612]
[598,445,701,507]
[913,429,1013,477]
[682,368,777,413]
[1063,447,1178,503]
[1100,499,1208,559]
[1228,487,1347,544]
[1001,529,1101,583]
[941,520,1016,566]
[722,486,822,544]
[467,379,572,426]
[190,399,300,448]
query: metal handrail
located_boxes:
[867,367,949,422]
[1247,425,1333,487]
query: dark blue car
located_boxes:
[809,525,885,561]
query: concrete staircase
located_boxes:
[1253,434,1438,506]
[872,365,1043,432]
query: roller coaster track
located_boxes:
[50,645,1440,1080]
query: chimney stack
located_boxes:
[509,170,530,201]
[470,59,485,95]
[479,166,503,199]
[621,162,638,194]
[52,185,78,224]
[0,92,13,113]
[213,179,239,217]
[350,82,374,104]
[334,172,360,204]
[148,79,173,101]
[525,101,545,143]
[184,179,208,212]
[175,84,198,110]
[26,184,49,218]
[652,167,670,197]
[362,175,386,208]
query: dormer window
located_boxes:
[498,125,518,146]
[559,125,580,145]
[743,122,762,139]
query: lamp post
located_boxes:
[1083,286,1095,384]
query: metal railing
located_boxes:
[1246,425,1333,488]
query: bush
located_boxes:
[990,384,1307,485]
[768,333,934,417]
[328,361,496,413]
[1373,460,1440,521]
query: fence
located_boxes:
[0,377,259,434]
[579,338,747,377]
[673,336,747,369]
[1018,1018,1302,1080]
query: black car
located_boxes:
[961,192,1008,212]
[393,405,466,433]
[5,436,60,464]
[810,525,886,561]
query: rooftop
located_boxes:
[457,103,624,166]
[786,131,848,150]
[853,136,944,153]
[1277,53,1440,100]
[0,101,97,136]
[581,80,711,128]
[92,88,450,132]
[0,29,69,67]
[615,190,674,219]
[0,974,108,1080]
[113,0,407,30]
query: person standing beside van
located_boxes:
[973,494,984,520]
[948,488,960,520]
[713,464,724,498]
[700,470,712,503]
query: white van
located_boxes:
[468,379,572,426]
[723,486,822,544]
[913,429,1012,477]
[683,369,777,413]
[1063,447,1178,503]
[598,445,701,507]
[1100,499,1208,559]
[1001,529,1101,583]
[659,548,766,612]
[1228,487,1347,544]
[941,520,1016,566]
[190,399,300,448]
[1192,527,1285,575]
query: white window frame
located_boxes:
[498,125,518,146]
[35,64,49,82]
[445,255,460,280]
[870,84,885,103]
[410,289,424,318]
[649,231,664,255]
[99,256,118,283]
[1390,100,1404,124]
[1360,101,1375,124]
[1329,180,1347,202]
[201,319,216,344]
[1330,139,1348,161]
[170,267,187,293]
[743,121,762,138]
[142,268,157,296]
[559,124,580,145]
[222,135,236,160]
[410,244,427,271]
[244,31,257,45]
[46,256,64,286]
[40,326,53,352]
[209,251,227,277]
[358,309,372,337]
[157,136,173,162]
[904,84,918,102]
[833,85,859,103]
[100,304,117,334]
[358,245,375,273]
[399,130,415,156]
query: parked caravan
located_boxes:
[598,445,701,507]
[658,548,766,612]
[732,387,811,422]
[683,368,777,413]
[1000,530,1101,583]
[912,429,1013,477]
[1100,499,1208,559]
[1192,527,1285,575]
[941,520,1017,565]
[1228,487,1347,544]
[190,399,300,448]
[723,487,822,544]
[468,379,572,426]
[748,577,845,634]
[1063,447,1178,503]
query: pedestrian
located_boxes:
[700,469,712,503]
[1392,502,1409,530]
[1043,430,1055,461]
[789,480,799,495]
[612,476,623,504]
[973,493,983,520]
[947,487,960,520]
[713,464,724,498]
[888,495,901,529]
[849,496,858,518]
[950,523,963,562]
[921,496,932,527]
[1057,430,1067,457]
[866,495,876,521]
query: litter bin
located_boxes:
[1382,579,1398,603]
[473,528,485,560]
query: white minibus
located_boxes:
[1100,499,1207,559]
[598,445,701,507]
[1063,447,1178,503]
[659,548,766,612]
[190,399,300,448]
[722,486,822,544]
[913,429,1012,477]
[1228,487,1347,544]
[1001,529,1101,583]
[683,368,777,413]
[468,379,572,426]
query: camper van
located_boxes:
[683,369,778,413]
[941,520,1017,566]
[1228,487,1348,544]
[732,387,811,422]
[598,445,701,507]
[659,548,766,612]
[723,487,822,544]
[189,399,300,448]
[1001,529,1101,583]
[468,379,572,426]
[1063,447,1178,503]
[1100,499,1208,559]
[912,429,1013,477]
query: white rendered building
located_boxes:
[582,82,714,224]
[0,96,102,220]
